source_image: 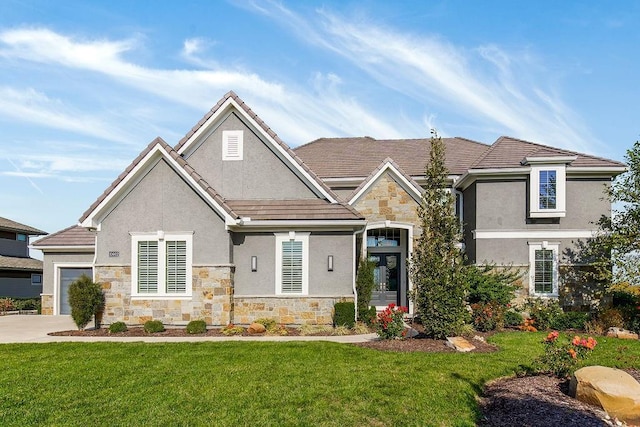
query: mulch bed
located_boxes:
[49,325,639,426]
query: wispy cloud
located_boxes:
[245,2,599,152]
[0,87,136,145]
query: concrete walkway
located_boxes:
[0,315,378,344]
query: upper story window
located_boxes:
[17,234,27,242]
[523,156,575,218]
[275,232,309,295]
[131,232,193,298]
[222,130,243,161]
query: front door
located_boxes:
[370,253,400,307]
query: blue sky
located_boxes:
[1,0,639,244]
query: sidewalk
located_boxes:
[0,315,378,344]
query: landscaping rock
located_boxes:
[247,322,266,334]
[569,366,640,425]
[402,321,419,338]
[606,327,639,340]
[445,336,475,352]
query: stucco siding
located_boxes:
[565,179,611,227]
[96,159,229,265]
[185,112,318,200]
[232,231,354,296]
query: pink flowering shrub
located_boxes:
[375,303,408,340]
[534,331,598,378]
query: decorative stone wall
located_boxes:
[41,294,53,315]
[354,173,420,228]
[95,265,233,326]
[233,296,354,325]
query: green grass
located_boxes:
[0,332,638,426]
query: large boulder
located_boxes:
[569,366,640,425]
[247,322,266,334]
[445,336,475,352]
[606,327,639,340]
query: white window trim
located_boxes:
[529,165,566,218]
[528,241,559,297]
[130,231,193,299]
[274,232,309,295]
[222,130,243,161]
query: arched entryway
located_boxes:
[364,222,413,309]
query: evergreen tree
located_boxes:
[409,130,467,338]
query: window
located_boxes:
[275,232,309,295]
[131,232,193,297]
[31,274,42,285]
[17,234,27,242]
[222,130,243,161]
[529,166,566,218]
[529,242,559,296]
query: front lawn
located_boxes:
[1,332,638,426]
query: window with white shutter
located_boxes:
[528,242,559,297]
[131,232,193,298]
[222,130,243,161]
[275,232,309,295]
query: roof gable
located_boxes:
[79,137,238,229]
[174,91,339,203]
[348,158,423,205]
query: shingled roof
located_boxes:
[226,200,363,221]
[0,255,42,271]
[471,136,627,170]
[32,225,95,248]
[0,217,46,235]
[293,136,491,178]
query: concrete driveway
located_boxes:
[0,315,77,343]
[0,315,377,344]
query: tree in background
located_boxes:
[588,140,640,286]
[409,130,467,338]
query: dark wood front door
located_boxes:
[370,253,400,306]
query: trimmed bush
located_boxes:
[464,264,520,306]
[550,311,590,331]
[470,301,505,332]
[12,298,41,312]
[186,320,207,334]
[143,320,165,333]
[220,324,244,336]
[333,302,355,328]
[360,306,377,326]
[355,258,375,321]
[68,274,105,330]
[504,310,524,328]
[523,298,563,330]
[108,322,128,333]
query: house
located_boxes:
[0,217,46,298]
[32,91,626,325]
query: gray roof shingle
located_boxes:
[32,225,95,247]
[0,255,43,271]
[294,136,491,178]
[225,200,363,220]
[0,217,46,235]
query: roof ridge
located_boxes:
[499,136,626,167]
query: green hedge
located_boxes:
[333,302,355,328]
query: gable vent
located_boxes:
[223,130,243,161]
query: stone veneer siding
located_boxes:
[95,265,233,326]
[41,294,53,315]
[233,296,353,325]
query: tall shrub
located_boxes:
[409,130,467,338]
[68,274,105,330]
[355,257,375,322]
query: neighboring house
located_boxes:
[0,217,46,298]
[33,91,626,325]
